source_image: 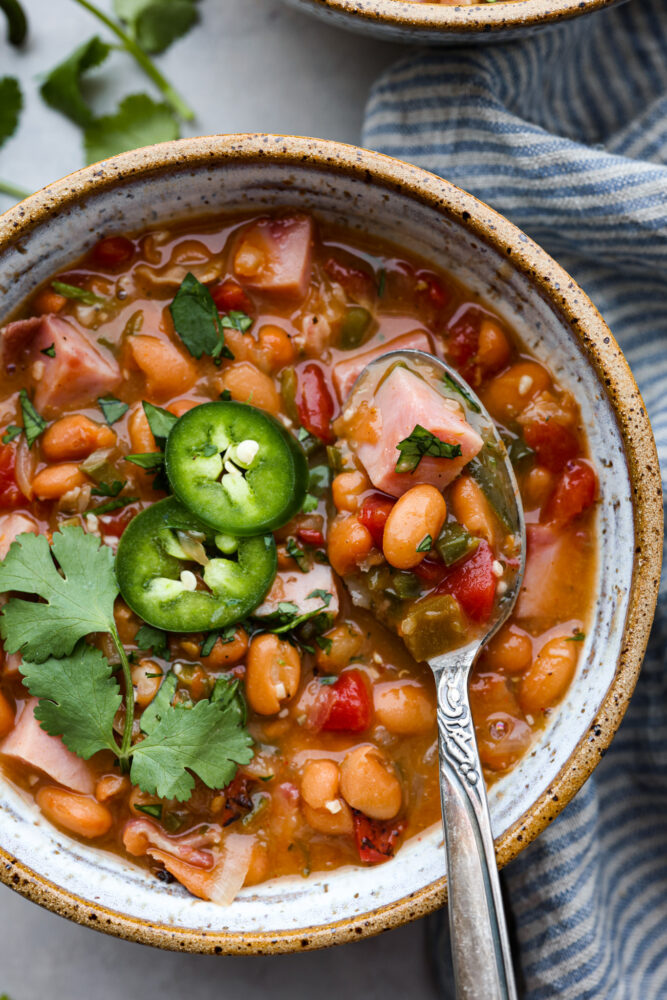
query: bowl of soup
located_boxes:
[0,134,660,953]
[279,0,624,45]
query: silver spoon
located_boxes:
[342,350,525,1000]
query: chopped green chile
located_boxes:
[339,306,373,349]
[165,400,308,536]
[279,367,299,423]
[116,498,277,632]
[398,594,466,661]
[435,523,480,566]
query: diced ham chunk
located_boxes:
[1,698,94,794]
[233,215,313,299]
[0,512,38,560]
[255,563,340,619]
[0,315,120,416]
[515,524,592,624]
[350,366,483,498]
[332,330,434,401]
[123,818,219,869]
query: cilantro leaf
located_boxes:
[84,93,179,165]
[221,310,252,333]
[200,625,236,658]
[142,400,177,441]
[395,424,462,474]
[40,36,111,128]
[130,698,253,801]
[92,480,126,498]
[52,281,106,306]
[442,373,481,413]
[301,493,318,514]
[113,0,198,55]
[0,527,118,661]
[136,623,169,659]
[0,77,22,148]
[125,451,165,470]
[140,672,177,735]
[20,643,121,758]
[169,272,226,360]
[92,495,138,514]
[286,537,309,573]
[41,343,56,358]
[306,589,333,606]
[2,425,21,444]
[1,0,28,45]
[416,534,432,553]
[18,390,47,448]
[98,395,128,425]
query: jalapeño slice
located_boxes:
[165,401,308,535]
[116,497,277,632]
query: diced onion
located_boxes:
[15,436,35,500]
[207,834,255,906]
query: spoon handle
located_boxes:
[435,664,518,1000]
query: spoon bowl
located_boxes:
[343,349,524,999]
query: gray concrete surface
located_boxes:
[0,3,439,998]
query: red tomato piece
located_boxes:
[218,774,253,827]
[446,306,481,378]
[353,811,407,864]
[211,279,253,315]
[324,256,375,302]
[523,419,579,473]
[297,528,325,547]
[321,670,372,732]
[0,445,23,507]
[98,504,138,539]
[92,236,134,268]
[358,492,395,548]
[296,363,336,443]
[417,270,450,311]
[437,539,495,623]
[544,459,597,524]
[413,557,448,586]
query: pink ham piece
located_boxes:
[233,215,313,299]
[254,563,340,619]
[332,329,434,401]
[515,524,592,624]
[1,698,94,794]
[351,366,484,498]
[0,512,38,560]
[0,315,120,416]
[123,818,219,869]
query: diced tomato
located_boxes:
[296,362,336,443]
[544,459,597,524]
[211,279,253,315]
[358,492,395,548]
[92,236,134,268]
[98,504,138,539]
[437,539,495,623]
[523,419,579,473]
[321,670,372,732]
[297,528,325,547]
[353,811,407,864]
[0,445,23,508]
[446,306,481,379]
[417,270,450,311]
[324,256,375,302]
[218,774,253,827]
[413,557,448,587]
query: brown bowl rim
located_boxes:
[0,134,662,954]
[287,0,624,35]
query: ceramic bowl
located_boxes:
[279,0,626,45]
[0,135,661,954]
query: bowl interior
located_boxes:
[0,148,637,947]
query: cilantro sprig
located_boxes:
[169,272,234,362]
[0,527,253,800]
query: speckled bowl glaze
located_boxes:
[279,0,627,45]
[0,135,661,954]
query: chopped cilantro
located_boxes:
[92,495,138,515]
[92,480,126,498]
[18,389,46,448]
[142,400,177,441]
[98,395,129,425]
[442,372,481,413]
[2,424,21,444]
[395,424,462,474]
[286,537,310,573]
[52,280,106,306]
[135,802,162,819]
[169,272,229,361]
[220,310,252,333]
[200,625,237,658]
[416,534,432,553]
[125,451,165,470]
[41,343,56,358]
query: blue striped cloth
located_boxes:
[363,1,667,996]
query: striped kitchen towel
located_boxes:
[363,1,667,996]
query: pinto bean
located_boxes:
[254,325,295,373]
[128,335,197,400]
[483,624,533,675]
[219,362,281,416]
[327,515,373,576]
[314,623,364,672]
[339,745,402,820]
[374,681,436,735]
[482,361,551,423]
[519,637,578,715]
[246,634,301,715]
[382,485,447,570]
[301,759,340,809]
[331,471,370,513]
[450,475,499,548]
[36,787,112,839]
[131,659,163,708]
[32,463,88,500]
[476,319,511,373]
[42,414,116,462]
